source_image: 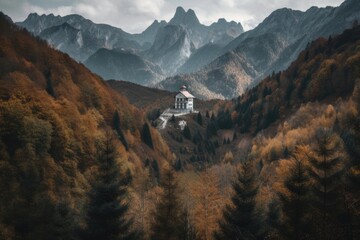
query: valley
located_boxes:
[0,1,360,239]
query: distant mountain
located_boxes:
[157,51,255,99]
[17,13,142,61]
[144,7,244,75]
[17,9,244,85]
[133,19,167,48]
[168,7,244,48]
[159,0,360,99]
[85,48,165,85]
[144,24,195,75]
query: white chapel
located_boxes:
[174,86,195,111]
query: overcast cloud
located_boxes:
[0,0,345,33]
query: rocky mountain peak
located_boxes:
[170,6,201,27]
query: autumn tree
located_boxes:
[130,168,162,240]
[178,208,199,240]
[151,168,182,240]
[81,132,139,240]
[276,147,312,240]
[214,161,262,240]
[307,128,345,239]
[191,168,223,240]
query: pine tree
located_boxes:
[206,110,210,118]
[183,125,191,140]
[113,110,129,150]
[46,77,56,98]
[214,161,262,240]
[81,132,139,240]
[197,112,203,126]
[141,123,154,149]
[277,147,311,240]
[340,90,360,239]
[308,128,345,240]
[267,200,281,239]
[151,169,182,240]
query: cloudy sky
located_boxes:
[0,0,345,33]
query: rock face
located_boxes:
[143,7,244,75]
[17,13,142,62]
[159,0,360,99]
[84,48,165,85]
[145,24,195,75]
[133,20,167,48]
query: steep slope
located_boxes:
[145,24,194,75]
[177,43,222,74]
[0,13,173,238]
[157,51,255,99]
[233,24,360,134]
[207,18,244,46]
[17,13,142,61]
[157,23,360,178]
[168,7,244,48]
[85,48,165,85]
[160,0,360,99]
[145,7,244,74]
[133,20,167,48]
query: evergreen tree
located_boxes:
[46,77,56,98]
[196,112,203,126]
[267,200,281,239]
[113,110,129,150]
[150,159,160,184]
[340,93,360,239]
[151,169,182,240]
[141,123,154,149]
[277,148,311,240]
[183,125,191,140]
[214,161,262,240]
[206,122,217,137]
[171,114,176,122]
[81,132,139,240]
[206,110,210,118]
[308,128,345,240]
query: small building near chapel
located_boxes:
[174,86,195,111]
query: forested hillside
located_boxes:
[0,13,173,239]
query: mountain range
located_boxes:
[158,0,360,99]
[17,7,244,84]
[15,0,360,99]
